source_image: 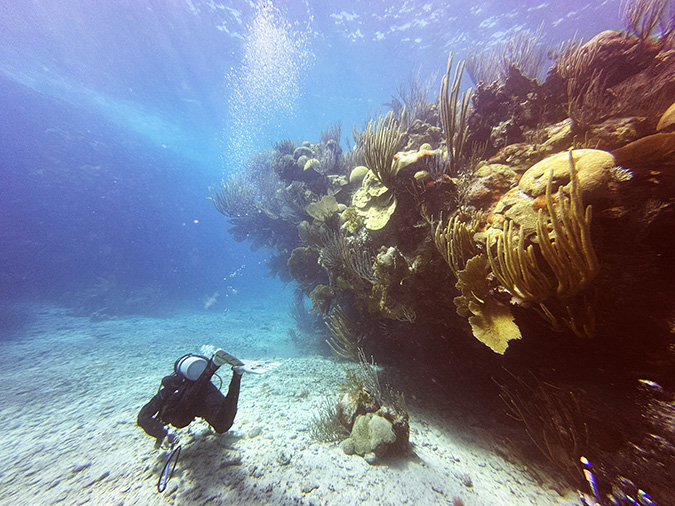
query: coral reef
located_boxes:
[214,10,675,501]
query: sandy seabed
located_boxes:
[0,301,580,506]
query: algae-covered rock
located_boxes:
[586,116,650,151]
[461,162,519,211]
[341,438,355,455]
[349,413,396,457]
[538,118,573,153]
[336,391,362,430]
[327,174,349,190]
[474,163,518,180]
[297,220,314,246]
[336,389,380,430]
[487,142,543,170]
[613,132,675,168]
[413,170,431,185]
[306,195,339,222]
[402,120,444,151]
[492,188,539,233]
[309,284,333,315]
[519,149,615,202]
[339,206,364,233]
[287,247,323,286]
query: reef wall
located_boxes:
[213,17,675,505]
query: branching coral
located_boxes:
[274,138,296,155]
[317,228,377,285]
[309,396,350,442]
[433,212,482,277]
[356,348,382,404]
[567,70,614,130]
[548,36,585,72]
[432,211,521,353]
[387,69,437,131]
[487,150,599,337]
[361,112,403,189]
[555,38,599,81]
[537,152,599,299]
[487,220,555,303]
[210,172,258,218]
[344,241,378,285]
[556,25,674,131]
[621,0,675,41]
[553,38,615,130]
[439,53,472,175]
[325,306,364,361]
[466,24,547,85]
[317,228,346,274]
[496,371,589,488]
[433,213,522,353]
[489,151,598,302]
[420,151,452,182]
[288,247,324,288]
[321,121,343,144]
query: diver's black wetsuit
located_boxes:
[137,361,242,442]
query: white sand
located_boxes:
[0,302,579,505]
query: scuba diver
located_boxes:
[137,347,246,448]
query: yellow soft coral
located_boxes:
[454,255,521,354]
[351,170,397,230]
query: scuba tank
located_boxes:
[173,354,209,381]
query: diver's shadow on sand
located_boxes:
[159,432,264,501]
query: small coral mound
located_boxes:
[333,351,409,462]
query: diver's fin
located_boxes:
[212,349,245,368]
[235,360,282,374]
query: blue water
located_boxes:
[0,0,623,319]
